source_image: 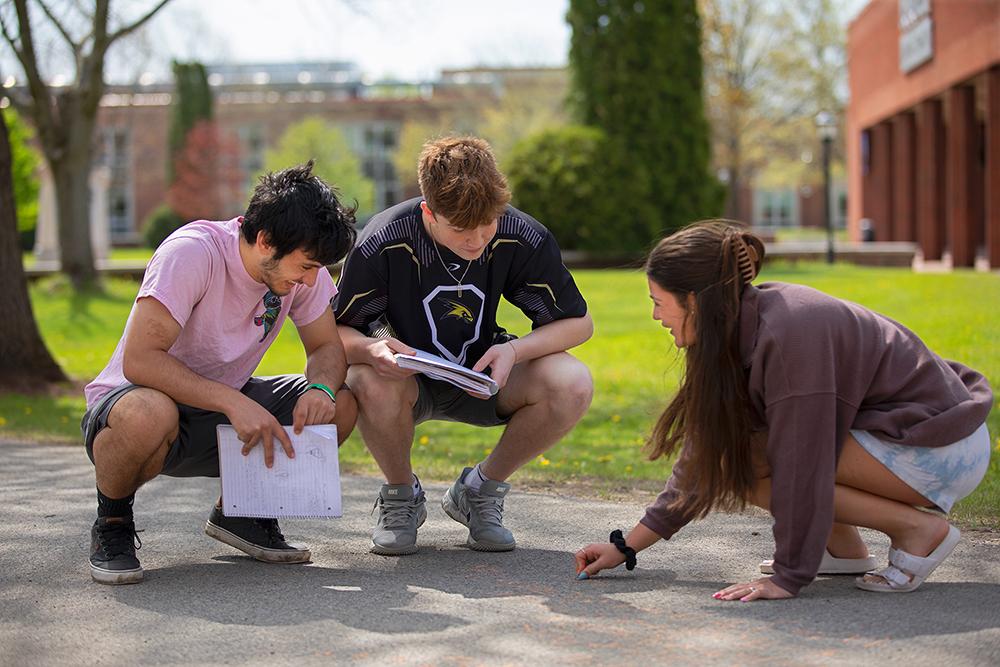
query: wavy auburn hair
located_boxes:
[645,220,765,518]
[417,136,511,229]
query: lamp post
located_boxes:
[816,112,837,264]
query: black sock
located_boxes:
[97,487,134,520]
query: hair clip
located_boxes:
[735,236,758,284]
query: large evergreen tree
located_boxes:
[567,0,722,236]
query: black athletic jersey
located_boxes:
[333,197,588,368]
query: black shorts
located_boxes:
[80,375,312,478]
[411,375,510,428]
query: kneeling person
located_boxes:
[83,162,359,584]
[334,136,594,555]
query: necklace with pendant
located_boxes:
[430,235,472,298]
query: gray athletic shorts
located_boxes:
[80,375,312,478]
[412,375,510,428]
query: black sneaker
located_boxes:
[204,505,311,563]
[90,517,143,585]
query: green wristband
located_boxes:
[306,383,336,404]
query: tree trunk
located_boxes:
[725,135,744,222]
[726,168,743,221]
[52,93,99,291]
[0,110,68,391]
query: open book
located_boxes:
[217,424,341,519]
[394,349,500,398]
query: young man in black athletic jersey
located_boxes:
[333,136,593,555]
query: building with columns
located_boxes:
[847,0,1000,269]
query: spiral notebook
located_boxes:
[394,349,499,398]
[217,424,341,519]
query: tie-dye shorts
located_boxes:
[851,423,992,513]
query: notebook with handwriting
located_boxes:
[217,424,341,519]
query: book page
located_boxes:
[217,424,341,519]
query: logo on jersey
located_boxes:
[254,291,282,342]
[437,298,475,324]
[422,285,485,364]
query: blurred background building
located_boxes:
[91,63,567,245]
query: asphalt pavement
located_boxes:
[1,440,998,666]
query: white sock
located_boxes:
[464,463,490,492]
[412,474,422,496]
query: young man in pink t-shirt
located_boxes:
[82,162,358,584]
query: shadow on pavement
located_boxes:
[104,547,679,633]
[696,576,1000,639]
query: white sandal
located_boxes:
[760,550,877,575]
[855,524,961,593]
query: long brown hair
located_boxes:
[645,220,765,518]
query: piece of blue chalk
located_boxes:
[577,572,589,580]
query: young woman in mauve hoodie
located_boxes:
[574,220,993,601]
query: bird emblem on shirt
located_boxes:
[437,298,475,324]
[254,291,282,342]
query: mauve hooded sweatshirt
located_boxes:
[640,282,993,595]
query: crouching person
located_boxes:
[83,162,358,584]
[334,137,594,555]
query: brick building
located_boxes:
[91,63,565,244]
[846,0,1000,268]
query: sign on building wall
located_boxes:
[899,0,934,73]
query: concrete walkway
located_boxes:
[2,440,998,666]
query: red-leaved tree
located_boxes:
[166,120,243,222]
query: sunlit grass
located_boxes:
[22,247,153,267]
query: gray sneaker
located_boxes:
[441,467,516,552]
[371,483,427,556]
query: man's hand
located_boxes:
[713,576,795,602]
[225,394,294,468]
[365,337,418,379]
[292,387,337,434]
[472,341,517,389]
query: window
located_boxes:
[238,125,265,192]
[348,121,403,213]
[754,188,797,228]
[99,127,134,242]
[861,129,871,175]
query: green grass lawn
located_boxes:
[22,247,154,267]
[3,264,999,525]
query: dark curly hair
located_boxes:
[242,161,357,265]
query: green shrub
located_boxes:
[506,125,656,254]
[19,228,35,252]
[143,204,185,249]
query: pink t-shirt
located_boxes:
[84,218,337,409]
